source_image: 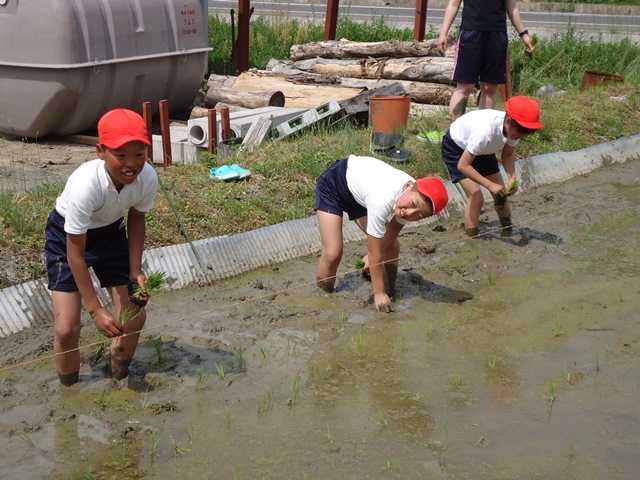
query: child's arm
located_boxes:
[366,219,404,312]
[127,207,148,292]
[437,0,462,54]
[501,144,519,192]
[66,233,123,337]
[504,0,536,53]
[458,150,505,195]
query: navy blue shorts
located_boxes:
[453,30,508,85]
[441,131,500,183]
[314,158,367,220]
[44,210,131,292]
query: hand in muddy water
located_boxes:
[375,293,394,313]
[92,308,123,337]
[494,190,508,208]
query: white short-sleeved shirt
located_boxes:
[449,109,519,155]
[345,154,413,238]
[55,160,159,234]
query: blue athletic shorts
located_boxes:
[441,131,500,183]
[453,29,508,85]
[44,209,131,292]
[314,158,367,220]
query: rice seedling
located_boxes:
[595,352,600,373]
[322,365,331,380]
[236,347,245,370]
[290,372,303,405]
[568,438,576,458]
[584,222,599,240]
[504,346,519,360]
[216,406,232,428]
[487,356,497,370]
[119,306,140,328]
[258,385,274,416]
[375,406,388,427]
[310,319,317,332]
[17,430,35,447]
[444,315,453,333]
[129,270,167,308]
[487,271,495,286]
[336,311,346,335]
[394,291,403,305]
[353,258,365,270]
[233,466,243,480]
[476,435,486,446]
[152,339,164,363]
[150,431,160,458]
[325,423,335,445]
[548,379,556,411]
[196,369,211,389]
[258,343,268,359]
[181,423,194,444]
[287,339,299,356]
[353,333,364,356]
[450,373,462,387]
[426,323,434,339]
[383,459,392,471]
[428,420,450,453]
[108,447,135,471]
[399,334,408,351]
[553,316,563,337]
[617,289,624,302]
[215,363,225,380]
[169,435,190,456]
[563,362,572,384]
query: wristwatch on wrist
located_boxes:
[519,29,529,37]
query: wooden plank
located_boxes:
[241,115,272,150]
[233,71,364,108]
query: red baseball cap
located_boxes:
[505,96,544,130]
[416,177,449,215]
[98,108,151,149]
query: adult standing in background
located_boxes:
[437,0,536,122]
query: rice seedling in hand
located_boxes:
[129,271,167,308]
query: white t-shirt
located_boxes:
[449,109,519,155]
[55,160,159,234]
[345,154,413,238]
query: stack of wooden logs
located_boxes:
[191,35,456,118]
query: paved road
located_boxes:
[208,1,640,42]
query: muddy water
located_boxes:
[0,159,639,479]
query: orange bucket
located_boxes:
[369,95,411,148]
[369,95,411,134]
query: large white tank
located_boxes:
[0,0,212,138]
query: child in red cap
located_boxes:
[315,155,449,312]
[441,95,543,237]
[44,108,159,386]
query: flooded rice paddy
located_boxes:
[0,158,639,479]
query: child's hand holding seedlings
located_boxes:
[129,271,167,308]
[507,178,519,195]
[92,307,124,338]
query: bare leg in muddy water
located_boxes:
[459,172,511,237]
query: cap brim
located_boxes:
[103,135,151,149]
[518,120,544,130]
